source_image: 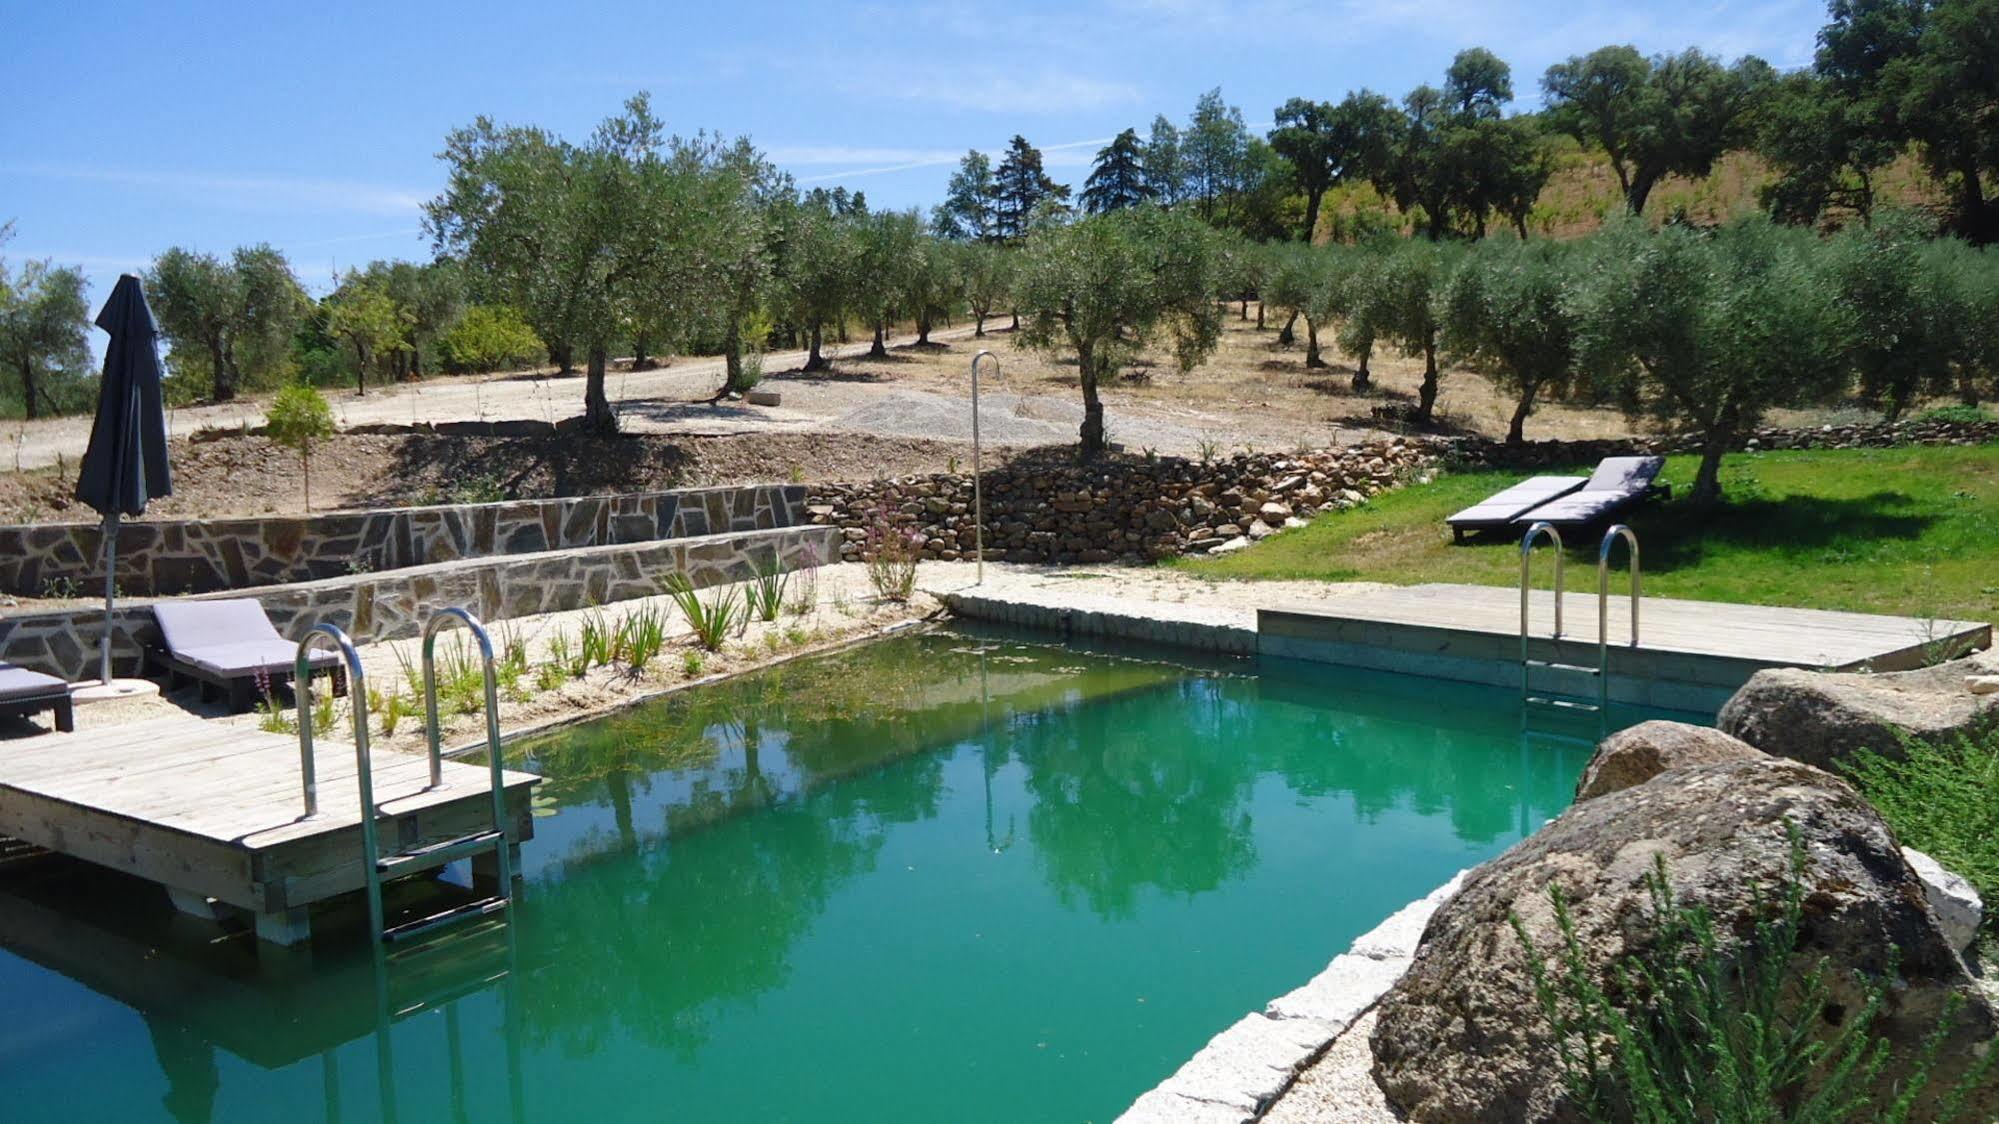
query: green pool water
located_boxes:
[0,625,1686,1123]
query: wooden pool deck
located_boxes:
[0,716,538,945]
[1262,583,1991,713]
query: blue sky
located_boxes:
[4,0,1827,315]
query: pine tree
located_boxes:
[937,150,998,241]
[993,136,1069,241]
[1081,128,1151,214]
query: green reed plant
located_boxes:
[746,556,790,623]
[621,604,668,672]
[681,650,706,677]
[666,574,743,653]
[579,612,614,669]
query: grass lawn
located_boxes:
[1174,444,1999,623]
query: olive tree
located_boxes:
[1346,240,1460,423]
[1569,217,1848,503]
[1437,237,1581,446]
[1824,214,1964,420]
[854,210,921,358]
[148,244,308,401]
[0,236,91,420]
[1014,206,1222,455]
[958,242,1015,338]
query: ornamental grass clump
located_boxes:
[745,556,790,622]
[667,574,743,652]
[864,513,922,602]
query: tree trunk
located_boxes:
[1304,319,1325,368]
[1627,168,1661,217]
[1351,342,1372,391]
[974,311,986,338]
[1691,433,1730,505]
[550,343,574,375]
[1238,298,1248,321]
[583,344,616,432]
[353,342,367,397]
[1958,365,1981,408]
[1277,311,1298,346]
[1301,189,1324,243]
[1514,212,1531,240]
[1010,309,1020,332]
[917,310,932,346]
[209,337,234,403]
[410,349,422,379]
[804,324,828,372]
[1416,340,1439,424]
[722,320,744,394]
[1255,300,1264,329]
[1505,378,1540,446]
[633,333,650,371]
[868,322,888,359]
[18,358,39,421]
[1078,346,1105,456]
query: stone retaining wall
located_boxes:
[1435,416,1998,469]
[0,525,837,681]
[808,440,1434,565]
[0,484,807,599]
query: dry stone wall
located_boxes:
[1436,416,1998,470]
[0,526,836,681]
[808,440,1434,564]
[0,484,807,599]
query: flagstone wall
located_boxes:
[0,484,807,599]
[0,525,836,682]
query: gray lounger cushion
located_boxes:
[1446,475,1587,530]
[153,599,338,676]
[0,662,69,702]
[1512,456,1666,526]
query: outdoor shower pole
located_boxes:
[970,350,999,585]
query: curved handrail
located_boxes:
[421,607,499,793]
[294,623,367,823]
[1518,521,1565,643]
[1597,524,1640,649]
[970,350,999,584]
[420,607,515,899]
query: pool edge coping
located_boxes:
[1116,870,1469,1124]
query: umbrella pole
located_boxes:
[99,512,119,684]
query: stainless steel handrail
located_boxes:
[295,624,367,822]
[419,607,514,901]
[1519,522,1564,699]
[1597,524,1641,711]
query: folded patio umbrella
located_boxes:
[75,274,173,685]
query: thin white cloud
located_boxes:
[767,145,966,167]
[3,164,428,218]
[840,65,1142,116]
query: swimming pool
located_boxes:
[0,624,1685,1122]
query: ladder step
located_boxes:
[1523,659,1602,675]
[383,895,509,944]
[1525,694,1602,713]
[377,829,506,877]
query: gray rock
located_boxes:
[1371,756,1996,1123]
[1903,846,1984,956]
[1573,720,1764,801]
[1718,652,1999,772]
[1209,536,1252,555]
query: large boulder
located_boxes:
[1370,756,1996,1123]
[1718,651,1999,772]
[1572,720,1763,801]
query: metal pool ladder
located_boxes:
[294,610,516,945]
[1519,523,1642,714]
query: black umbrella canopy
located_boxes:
[76,273,172,516]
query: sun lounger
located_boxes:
[148,599,346,712]
[1508,456,1670,528]
[1446,475,1588,542]
[0,662,74,733]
